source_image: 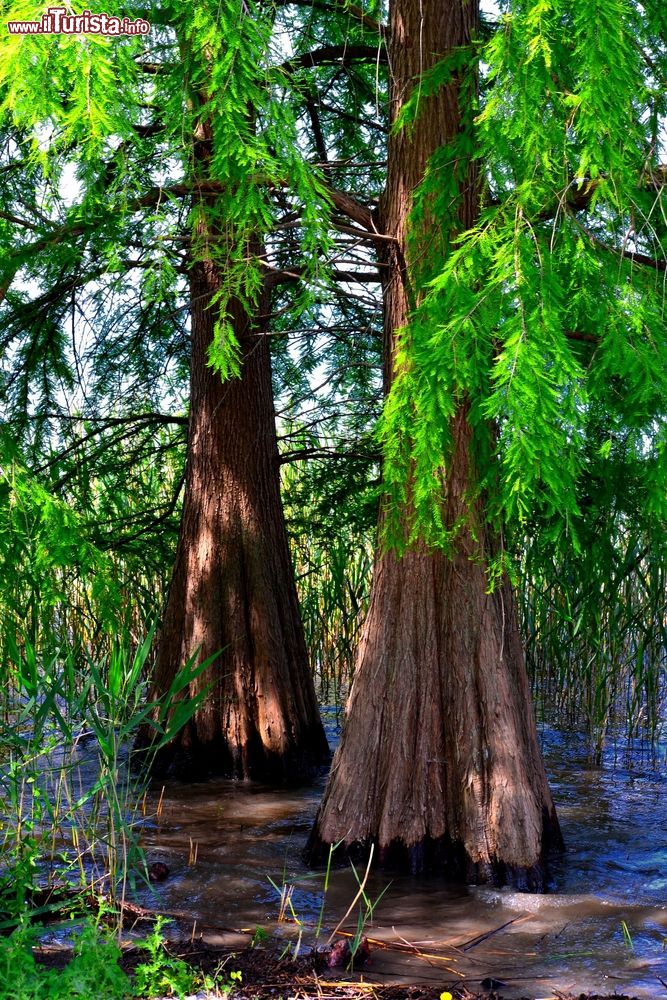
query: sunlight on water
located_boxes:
[134,723,667,999]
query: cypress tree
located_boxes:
[308,0,666,885]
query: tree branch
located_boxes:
[566,330,600,345]
[326,186,377,230]
[264,263,383,286]
[576,222,667,274]
[1,177,383,307]
[279,44,387,75]
[278,446,379,464]
[94,471,186,549]
[33,413,187,479]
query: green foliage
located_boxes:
[177,0,335,378]
[0,2,143,164]
[381,0,667,559]
[0,919,130,1000]
[292,529,373,705]
[0,436,123,649]
[133,916,215,999]
[521,506,666,748]
[0,631,210,925]
[0,423,182,674]
[282,441,377,704]
[0,916,216,999]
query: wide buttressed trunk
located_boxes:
[307,0,562,887]
[146,246,328,784]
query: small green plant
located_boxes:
[621,919,635,952]
[133,916,214,999]
[218,968,242,995]
[57,920,131,998]
[0,918,130,999]
[0,921,45,1000]
[250,925,270,948]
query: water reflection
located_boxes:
[137,725,667,999]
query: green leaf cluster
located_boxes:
[382,0,667,556]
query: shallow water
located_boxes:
[134,723,667,999]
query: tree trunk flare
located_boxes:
[144,248,329,784]
[307,0,563,886]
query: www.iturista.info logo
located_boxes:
[7,7,150,35]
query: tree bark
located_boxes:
[142,174,328,783]
[307,0,563,887]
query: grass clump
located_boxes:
[0,631,209,929]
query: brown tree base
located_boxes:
[135,724,331,786]
[305,821,562,892]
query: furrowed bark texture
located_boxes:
[144,94,328,781]
[308,0,562,886]
[147,253,328,783]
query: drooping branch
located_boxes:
[32,413,187,479]
[279,43,387,75]
[576,221,667,274]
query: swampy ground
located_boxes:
[32,938,645,1000]
[8,721,666,1000]
[124,724,667,1000]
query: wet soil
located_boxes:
[33,938,645,1000]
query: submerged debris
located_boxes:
[148,862,170,883]
[326,935,372,968]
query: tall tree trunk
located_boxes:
[144,225,329,784]
[307,0,562,887]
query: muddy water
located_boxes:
[137,723,667,999]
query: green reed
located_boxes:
[0,630,208,927]
[292,533,373,710]
[0,441,177,679]
[520,523,666,756]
